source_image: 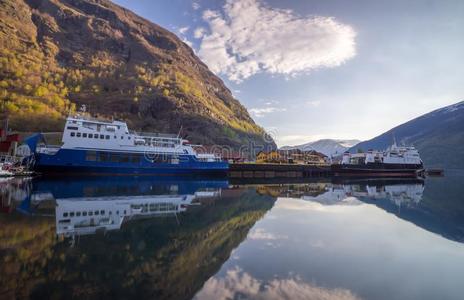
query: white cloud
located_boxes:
[192,2,200,10]
[306,100,321,107]
[194,266,361,300]
[194,27,206,39]
[249,107,286,118]
[178,26,189,34]
[195,0,356,82]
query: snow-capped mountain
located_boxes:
[280,139,361,156]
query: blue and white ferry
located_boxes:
[25,115,228,176]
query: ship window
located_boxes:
[106,135,110,140]
[86,151,97,161]
[63,212,68,217]
[83,211,87,216]
[70,212,75,217]
[128,137,131,140]
[94,135,98,139]
[89,211,93,216]
[121,136,123,139]
[67,126,78,130]
[76,212,81,217]
[114,135,117,139]
[99,152,109,162]
[95,210,99,215]
[70,132,75,137]
[109,211,112,215]
[111,154,119,163]
[83,133,87,138]
[76,132,81,137]
[124,210,127,215]
[88,134,93,138]
[116,211,119,215]
[100,134,104,139]
[131,154,141,164]
[101,210,105,215]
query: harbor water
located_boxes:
[1,172,464,299]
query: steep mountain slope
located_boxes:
[0,0,274,149]
[350,101,464,169]
[281,139,360,156]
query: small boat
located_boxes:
[332,144,424,178]
[24,114,229,176]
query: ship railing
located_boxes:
[195,153,223,162]
[68,114,114,124]
[130,131,179,139]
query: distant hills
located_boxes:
[281,139,360,156]
[0,0,274,149]
[350,101,464,169]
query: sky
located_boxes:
[113,0,464,147]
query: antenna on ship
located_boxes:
[177,125,183,139]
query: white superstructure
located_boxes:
[341,144,422,165]
[37,115,220,162]
[55,190,221,237]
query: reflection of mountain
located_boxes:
[257,177,464,244]
[378,175,464,243]
[0,177,276,299]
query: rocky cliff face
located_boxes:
[0,0,275,149]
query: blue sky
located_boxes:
[114,0,464,147]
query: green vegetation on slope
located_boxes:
[0,0,275,149]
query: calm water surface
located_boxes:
[1,173,464,299]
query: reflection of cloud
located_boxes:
[195,0,356,82]
[248,228,287,240]
[194,267,361,300]
[276,197,362,212]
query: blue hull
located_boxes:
[33,149,229,176]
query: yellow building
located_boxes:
[256,151,283,163]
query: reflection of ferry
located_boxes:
[332,144,424,177]
[24,115,228,175]
[257,180,424,207]
[2,176,228,238]
[350,182,424,206]
[56,190,220,237]
[307,182,424,207]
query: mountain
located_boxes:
[281,139,360,156]
[350,101,464,169]
[0,0,275,149]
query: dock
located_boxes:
[229,163,332,179]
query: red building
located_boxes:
[0,119,20,155]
